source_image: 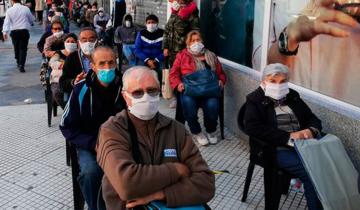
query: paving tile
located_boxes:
[37,130,67,149]
[0,178,27,207]
[0,131,61,161]
[0,150,32,177]
[0,190,67,210]
[34,147,69,171]
[33,170,73,207]
[1,161,63,191]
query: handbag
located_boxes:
[182,69,221,98]
[127,115,210,210]
[162,58,174,100]
[294,134,360,210]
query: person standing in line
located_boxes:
[2,0,35,73]
[0,0,10,42]
[35,0,44,25]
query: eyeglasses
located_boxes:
[126,87,160,99]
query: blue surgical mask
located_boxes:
[97,68,116,85]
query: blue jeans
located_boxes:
[277,149,322,210]
[77,148,106,210]
[122,44,137,66]
[180,94,219,134]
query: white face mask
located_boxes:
[53,31,64,38]
[64,43,78,53]
[125,20,131,28]
[98,12,104,17]
[264,82,289,100]
[146,23,158,33]
[79,41,96,55]
[126,92,160,120]
[171,1,181,11]
[189,42,204,55]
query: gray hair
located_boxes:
[122,66,160,90]
[262,63,290,81]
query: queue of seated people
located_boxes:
[37,2,325,210]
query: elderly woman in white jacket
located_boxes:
[49,33,78,108]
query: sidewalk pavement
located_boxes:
[0,101,308,210]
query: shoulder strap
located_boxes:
[127,113,143,164]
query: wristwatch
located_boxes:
[278,28,299,56]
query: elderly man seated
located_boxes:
[244,63,323,210]
[60,46,125,210]
[96,66,215,210]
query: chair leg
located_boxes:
[264,168,282,210]
[65,140,71,167]
[53,102,58,117]
[46,86,52,127]
[175,92,185,124]
[241,162,255,202]
[70,144,85,210]
[219,90,225,139]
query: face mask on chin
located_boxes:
[126,92,160,120]
[79,41,96,55]
[264,82,289,100]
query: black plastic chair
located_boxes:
[44,67,59,127]
[40,59,58,128]
[237,104,292,210]
[175,90,225,140]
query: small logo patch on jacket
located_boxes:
[163,149,177,158]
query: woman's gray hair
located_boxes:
[261,63,290,81]
[122,66,160,90]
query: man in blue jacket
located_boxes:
[60,46,125,210]
[134,14,164,81]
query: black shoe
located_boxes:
[19,66,25,73]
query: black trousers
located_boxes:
[113,1,126,29]
[0,17,4,42]
[10,29,30,67]
[36,10,43,22]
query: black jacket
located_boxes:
[59,51,84,94]
[244,87,322,147]
[60,70,126,151]
[37,31,52,54]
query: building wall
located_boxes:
[132,0,168,29]
[223,65,360,171]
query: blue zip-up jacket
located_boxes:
[60,70,126,151]
[134,28,164,63]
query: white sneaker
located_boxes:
[206,132,218,144]
[193,132,209,146]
